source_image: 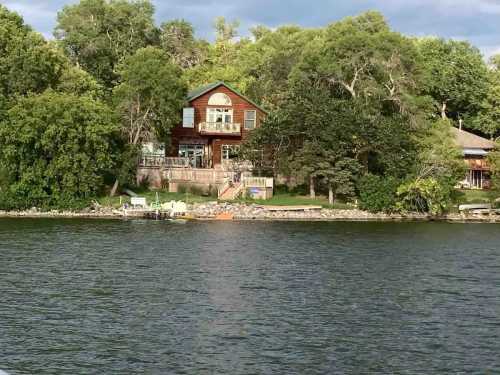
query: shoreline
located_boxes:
[1,203,500,223]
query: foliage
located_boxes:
[113,46,187,145]
[487,145,500,193]
[55,0,159,89]
[160,19,207,69]
[0,91,118,209]
[415,119,467,189]
[0,5,66,99]
[416,38,488,121]
[473,58,500,139]
[357,174,400,213]
[396,178,452,215]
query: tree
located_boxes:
[473,57,500,139]
[112,47,187,194]
[160,19,207,69]
[0,90,117,209]
[417,38,488,121]
[1,5,66,100]
[55,0,159,89]
[214,16,240,42]
[317,156,361,205]
[415,119,466,188]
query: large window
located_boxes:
[244,110,256,130]
[207,108,233,124]
[179,144,204,168]
[221,145,240,161]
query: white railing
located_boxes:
[217,177,232,198]
[139,154,165,168]
[139,155,191,168]
[166,168,236,184]
[243,177,274,188]
[165,157,190,168]
[199,122,241,135]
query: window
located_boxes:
[182,108,195,128]
[207,108,233,124]
[208,93,232,106]
[222,145,240,161]
[244,110,256,130]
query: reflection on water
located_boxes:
[1,219,500,374]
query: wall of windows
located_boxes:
[207,108,233,124]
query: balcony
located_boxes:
[199,122,241,135]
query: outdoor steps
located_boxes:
[219,183,243,201]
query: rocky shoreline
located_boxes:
[1,202,500,223]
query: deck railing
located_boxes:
[165,157,190,168]
[139,155,191,168]
[243,177,274,188]
[199,122,241,135]
[166,168,236,184]
[139,154,165,168]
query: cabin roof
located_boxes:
[450,127,496,150]
[187,81,268,113]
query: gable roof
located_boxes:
[450,126,496,150]
[187,81,268,113]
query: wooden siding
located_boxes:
[169,84,265,166]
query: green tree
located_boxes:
[1,5,66,99]
[112,47,187,193]
[0,91,117,209]
[55,0,159,89]
[473,56,500,139]
[160,19,207,69]
[416,38,488,121]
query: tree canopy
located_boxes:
[0,2,498,212]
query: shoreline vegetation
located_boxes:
[1,190,499,223]
[1,3,500,216]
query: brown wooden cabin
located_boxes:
[451,127,496,189]
[138,82,268,193]
[169,81,266,169]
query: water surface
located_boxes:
[1,219,499,374]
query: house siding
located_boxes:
[169,84,265,167]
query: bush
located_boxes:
[396,177,451,215]
[357,174,400,213]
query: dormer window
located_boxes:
[207,108,233,124]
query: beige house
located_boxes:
[451,127,496,189]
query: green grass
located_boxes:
[97,190,354,210]
[97,189,216,208]
[454,189,499,204]
[235,193,353,209]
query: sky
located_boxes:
[1,0,500,58]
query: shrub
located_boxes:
[357,174,400,213]
[396,177,451,215]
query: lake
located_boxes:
[1,219,499,374]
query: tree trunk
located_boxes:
[329,186,334,205]
[441,102,447,120]
[309,175,316,199]
[110,179,119,197]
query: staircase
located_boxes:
[219,182,244,201]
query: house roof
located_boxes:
[187,81,268,113]
[450,127,495,150]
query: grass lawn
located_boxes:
[97,189,354,210]
[97,190,216,208]
[235,193,353,209]
[455,189,499,204]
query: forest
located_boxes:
[1,0,499,213]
